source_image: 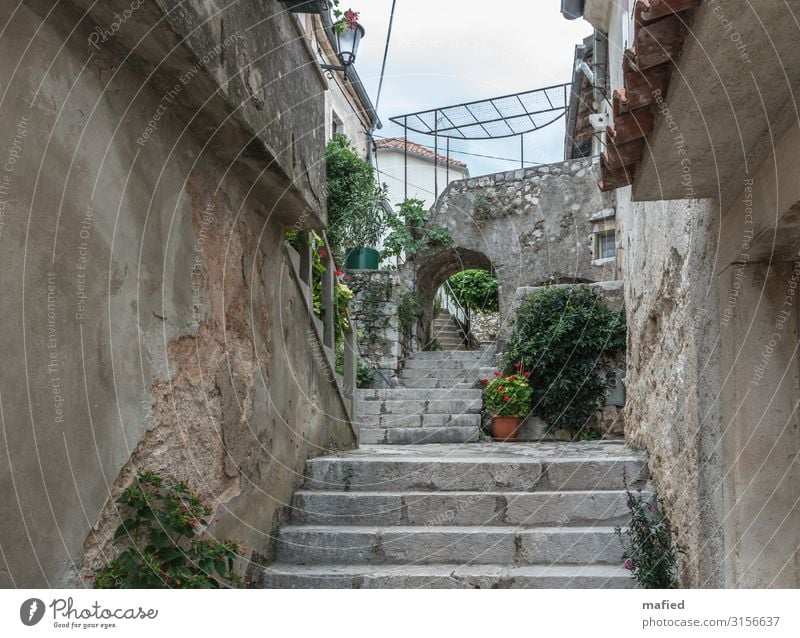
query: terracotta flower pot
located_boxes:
[492,416,522,442]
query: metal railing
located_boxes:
[288,231,358,418]
[437,280,474,349]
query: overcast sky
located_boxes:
[353,0,592,177]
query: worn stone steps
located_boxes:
[359,426,480,445]
[262,563,636,589]
[273,524,624,565]
[291,489,637,526]
[401,379,478,389]
[359,398,482,415]
[356,413,482,429]
[262,442,647,589]
[399,368,495,384]
[304,443,648,492]
[358,388,482,400]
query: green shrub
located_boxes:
[447,269,499,313]
[381,198,452,260]
[335,343,375,389]
[92,472,242,588]
[615,479,684,588]
[326,134,388,256]
[502,285,625,432]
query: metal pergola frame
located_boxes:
[388,83,571,200]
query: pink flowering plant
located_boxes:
[91,471,243,588]
[481,370,532,418]
[614,475,684,589]
[329,1,360,32]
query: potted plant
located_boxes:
[481,371,532,441]
[326,134,388,269]
[278,1,330,15]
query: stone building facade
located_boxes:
[412,157,619,345]
[0,0,368,587]
[565,0,800,587]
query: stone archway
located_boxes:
[412,246,494,347]
[408,157,617,347]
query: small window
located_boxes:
[332,113,344,137]
[596,230,616,259]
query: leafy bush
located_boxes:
[285,230,353,348]
[92,472,242,588]
[481,371,533,417]
[502,285,625,432]
[335,343,375,389]
[615,479,684,588]
[398,290,421,337]
[381,198,453,260]
[326,134,388,256]
[447,269,499,313]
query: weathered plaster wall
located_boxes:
[0,1,355,587]
[616,189,725,588]
[414,158,617,344]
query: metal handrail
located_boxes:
[437,280,473,348]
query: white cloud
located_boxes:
[353,0,592,175]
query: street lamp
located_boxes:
[321,23,365,74]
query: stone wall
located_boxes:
[412,158,617,345]
[0,1,356,587]
[616,189,725,588]
[348,270,416,388]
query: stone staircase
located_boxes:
[431,310,466,350]
[262,442,648,588]
[355,347,496,445]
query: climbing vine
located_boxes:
[398,291,421,338]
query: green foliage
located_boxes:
[424,337,441,352]
[577,427,603,441]
[92,472,242,588]
[502,285,626,432]
[284,230,352,348]
[381,198,453,260]
[481,372,533,417]
[615,479,684,589]
[326,134,388,257]
[447,269,499,313]
[398,291,421,337]
[335,342,375,389]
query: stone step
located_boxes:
[359,426,480,445]
[291,489,638,527]
[401,361,496,373]
[358,388,482,400]
[305,443,648,492]
[274,525,624,565]
[356,413,482,430]
[407,351,495,361]
[399,371,494,385]
[402,379,479,389]
[358,398,482,415]
[262,563,636,589]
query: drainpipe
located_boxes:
[565,43,586,160]
[592,29,607,111]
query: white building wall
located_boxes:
[375,151,468,211]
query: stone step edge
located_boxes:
[293,488,639,497]
[279,524,622,534]
[262,563,633,579]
